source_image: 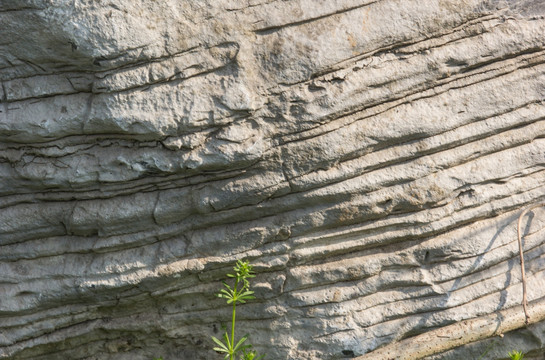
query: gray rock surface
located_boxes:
[1,0,545,359]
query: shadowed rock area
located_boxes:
[1,0,545,359]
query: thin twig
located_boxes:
[355,297,545,360]
[355,203,545,359]
[516,202,545,324]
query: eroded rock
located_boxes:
[1,0,545,359]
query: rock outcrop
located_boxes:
[1,0,545,359]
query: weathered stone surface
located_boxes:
[1,0,545,359]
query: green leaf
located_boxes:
[233,335,249,353]
[219,288,234,297]
[239,290,255,298]
[223,332,232,349]
[221,284,234,293]
[211,336,229,352]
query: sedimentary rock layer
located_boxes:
[1,0,545,359]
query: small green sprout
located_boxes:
[508,350,525,360]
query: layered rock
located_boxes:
[1,0,545,359]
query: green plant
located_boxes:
[508,350,524,360]
[211,260,265,360]
[241,348,265,360]
[476,340,498,360]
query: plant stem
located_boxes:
[230,280,238,360]
[355,297,545,359]
[517,202,544,324]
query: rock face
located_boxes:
[1,1,545,359]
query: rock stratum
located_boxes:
[1,0,545,359]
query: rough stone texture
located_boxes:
[1,0,545,359]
